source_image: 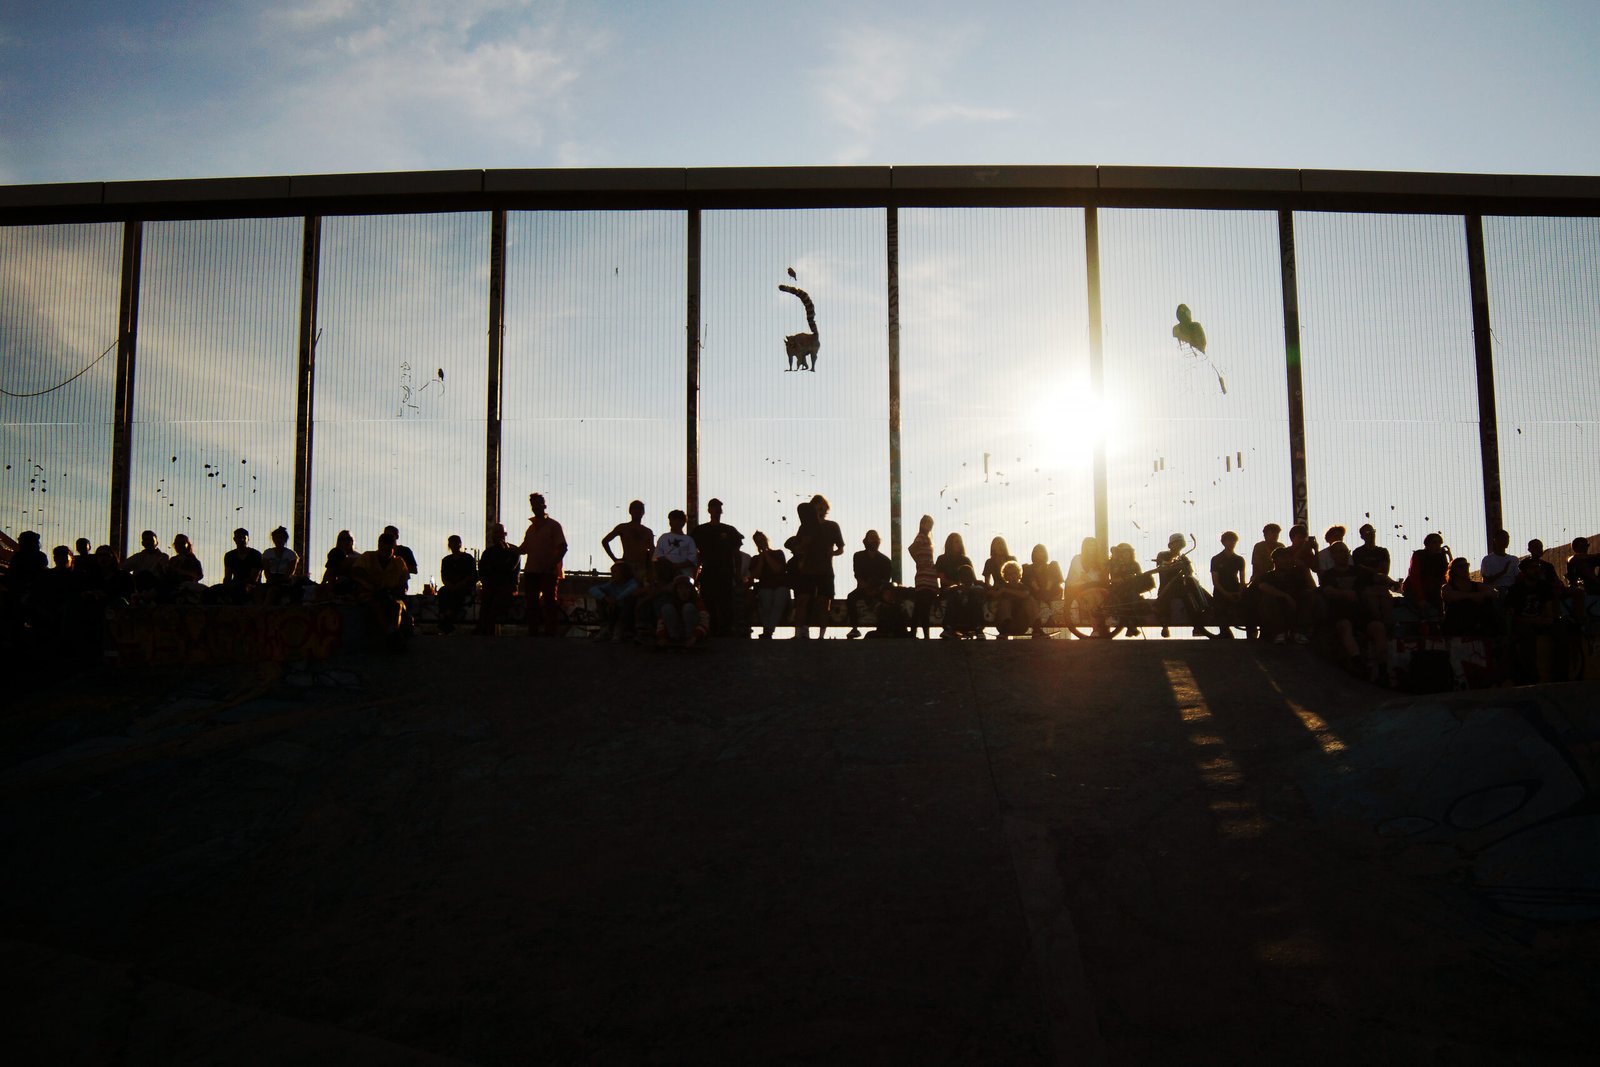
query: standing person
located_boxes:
[382,525,419,591]
[437,534,477,635]
[1210,531,1246,639]
[785,501,825,640]
[908,515,938,639]
[809,495,846,637]
[474,523,519,636]
[222,528,264,603]
[517,494,567,637]
[655,510,699,576]
[601,500,655,577]
[691,498,745,637]
[1250,524,1283,585]
[261,526,299,604]
[845,530,892,639]
[749,531,789,640]
[1479,529,1518,595]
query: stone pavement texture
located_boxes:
[2,639,1598,1065]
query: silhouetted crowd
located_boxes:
[3,492,1596,685]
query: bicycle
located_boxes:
[1062,540,1222,639]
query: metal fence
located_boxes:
[3,167,1598,587]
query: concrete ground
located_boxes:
[2,637,1598,1065]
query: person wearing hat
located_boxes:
[475,522,519,636]
[691,497,744,637]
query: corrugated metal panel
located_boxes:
[311,213,488,586]
[1484,216,1600,549]
[1100,209,1291,569]
[131,218,300,566]
[900,209,1093,575]
[501,211,685,573]
[0,223,121,550]
[700,210,889,563]
[1297,212,1483,575]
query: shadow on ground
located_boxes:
[2,639,1598,1065]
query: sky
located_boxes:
[2,2,1599,584]
[3,0,1600,183]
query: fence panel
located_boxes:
[899,209,1092,576]
[1296,212,1483,579]
[0,223,122,550]
[701,209,889,562]
[1483,216,1600,553]
[501,210,685,572]
[311,213,488,587]
[131,218,300,569]
[1100,209,1291,572]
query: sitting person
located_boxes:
[1442,556,1497,637]
[866,585,911,638]
[260,526,300,605]
[935,534,977,638]
[1567,536,1599,595]
[221,528,264,604]
[657,574,710,649]
[981,537,1017,588]
[352,531,413,644]
[321,529,358,596]
[1152,532,1195,638]
[1106,542,1149,606]
[845,530,892,639]
[748,531,790,640]
[655,510,699,576]
[590,560,640,642]
[1022,544,1063,639]
[437,534,478,634]
[1319,542,1387,675]
[167,534,205,600]
[125,529,168,594]
[1506,556,1559,683]
[1402,533,1451,618]
[989,560,1031,637]
[1254,544,1316,644]
[1210,531,1247,639]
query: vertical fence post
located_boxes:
[108,219,142,557]
[1278,210,1309,530]
[1464,214,1503,541]
[291,215,321,560]
[886,207,904,583]
[1084,207,1108,552]
[486,209,507,540]
[686,209,702,525]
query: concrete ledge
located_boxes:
[1302,169,1516,198]
[105,175,293,204]
[1100,166,1301,192]
[289,170,485,199]
[486,168,687,194]
[0,181,105,209]
[687,166,892,191]
[894,165,1096,190]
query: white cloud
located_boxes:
[813,23,1016,163]
[242,0,607,172]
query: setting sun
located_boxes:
[1028,379,1114,470]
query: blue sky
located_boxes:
[3,0,1599,183]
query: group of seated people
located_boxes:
[4,502,1596,676]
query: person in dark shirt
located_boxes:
[1566,537,1599,597]
[1209,530,1246,638]
[437,534,478,634]
[845,529,893,638]
[474,523,519,637]
[1152,533,1195,638]
[167,534,204,598]
[322,529,356,591]
[1320,541,1388,675]
[1250,523,1282,585]
[1403,533,1450,614]
[1441,557,1495,637]
[1507,557,1559,683]
[809,495,846,638]
[691,497,745,637]
[981,537,1017,587]
[935,534,978,638]
[748,530,789,640]
[1255,544,1316,644]
[1526,539,1560,592]
[222,527,264,603]
[1350,524,1394,588]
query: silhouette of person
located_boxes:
[222,527,264,603]
[382,525,418,591]
[786,501,825,639]
[322,529,357,596]
[168,534,204,595]
[602,500,655,577]
[845,530,892,639]
[1022,544,1063,639]
[809,495,845,636]
[908,514,938,639]
[517,493,567,637]
[691,498,744,637]
[749,530,790,639]
[437,534,477,635]
[126,530,168,585]
[475,523,519,636]
[655,510,699,575]
[353,531,413,644]
[261,526,299,604]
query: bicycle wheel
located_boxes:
[1064,588,1128,638]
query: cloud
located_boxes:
[813,23,1015,163]
[239,1,607,172]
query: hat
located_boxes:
[708,497,724,508]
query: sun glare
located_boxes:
[1028,381,1114,470]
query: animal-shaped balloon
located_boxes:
[1172,304,1207,354]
